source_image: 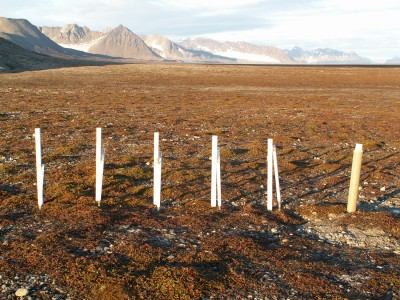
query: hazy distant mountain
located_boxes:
[285,47,371,64]
[385,56,400,64]
[141,34,236,62]
[178,37,295,64]
[40,24,105,45]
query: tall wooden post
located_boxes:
[347,144,363,213]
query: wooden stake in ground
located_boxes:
[272,145,282,210]
[153,132,162,210]
[267,139,273,211]
[347,144,363,213]
[211,135,222,208]
[95,128,105,206]
[34,128,44,209]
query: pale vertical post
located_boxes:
[216,148,222,208]
[35,128,44,209]
[95,128,105,206]
[153,132,162,210]
[273,145,282,210]
[347,144,363,213]
[211,135,218,207]
[267,138,273,211]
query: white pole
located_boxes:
[267,138,273,211]
[273,145,282,210]
[211,135,218,207]
[216,148,222,208]
[347,144,363,213]
[153,132,161,210]
[95,128,104,206]
[35,128,44,209]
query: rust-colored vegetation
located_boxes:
[0,64,399,299]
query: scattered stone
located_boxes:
[380,187,386,192]
[15,288,29,297]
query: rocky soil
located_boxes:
[0,64,399,299]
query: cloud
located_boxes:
[151,0,264,10]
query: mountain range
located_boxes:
[1,17,399,70]
[40,23,375,64]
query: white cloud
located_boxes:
[152,0,264,10]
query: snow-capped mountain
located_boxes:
[178,37,295,64]
[140,34,235,62]
[285,47,371,64]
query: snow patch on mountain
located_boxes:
[59,36,105,52]
[286,47,371,64]
[213,49,280,63]
[178,38,294,64]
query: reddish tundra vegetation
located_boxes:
[0,64,399,299]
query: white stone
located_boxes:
[380,187,386,192]
[15,288,29,297]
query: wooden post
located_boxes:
[347,144,363,213]
[267,138,273,211]
[95,128,105,206]
[273,145,282,210]
[153,132,162,210]
[35,128,44,209]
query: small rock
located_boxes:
[380,187,386,192]
[15,288,29,297]
[271,228,278,234]
[167,255,175,260]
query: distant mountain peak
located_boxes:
[285,47,371,64]
[178,37,295,63]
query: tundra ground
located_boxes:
[0,64,399,299]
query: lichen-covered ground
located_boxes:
[0,64,399,299]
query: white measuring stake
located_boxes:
[267,138,273,211]
[95,128,105,206]
[35,128,44,209]
[211,135,218,207]
[273,145,282,210]
[153,132,162,210]
[216,148,222,208]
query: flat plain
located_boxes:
[0,63,399,299]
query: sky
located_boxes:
[2,0,399,62]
